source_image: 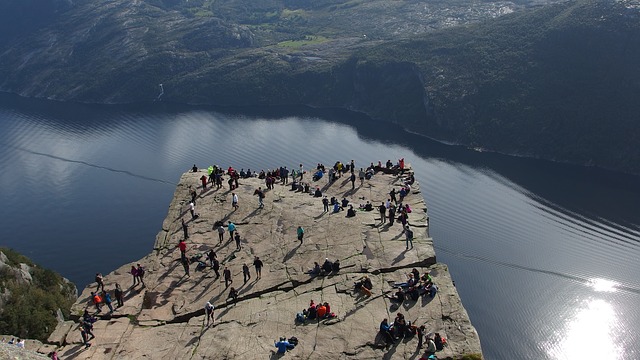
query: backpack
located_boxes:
[288,337,299,346]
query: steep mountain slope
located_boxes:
[0,0,638,174]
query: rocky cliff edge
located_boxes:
[43,164,482,359]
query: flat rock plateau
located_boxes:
[42,163,482,359]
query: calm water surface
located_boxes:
[0,93,639,359]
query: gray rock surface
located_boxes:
[51,166,482,359]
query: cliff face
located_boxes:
[43,167,482,359]
[0,249,77,343]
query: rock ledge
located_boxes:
[47,165,482,359]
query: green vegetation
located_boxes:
[460,354,483,360]
[0,247,76,342]
[0,0,638,174]
[277,35,329,49]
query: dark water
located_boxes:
[1,93,639,359]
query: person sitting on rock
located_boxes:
[407,286,420,301]
[411,268,420,281]
[307,262,321,276]
[346,205,356,218]
[341,197,349,208]
[424,335,437,356]
[434,332,446,351]
[307,303,317,320]
[393,313,407,339]
[354,275,372,296]
[317,303,327,319]
[379,318,395,345]
[321,258,333,274]
[387,288,406,303]
[323,302,332,317]
[274,337,290,354]
[314,187,322,197]
[332,259,340,272]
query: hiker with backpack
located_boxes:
[137,264,146,286]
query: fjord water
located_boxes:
[1,93,639,359]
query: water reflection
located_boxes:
[589,278,618,293]
[550,298,621,360]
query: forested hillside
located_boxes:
[0,0,638,173]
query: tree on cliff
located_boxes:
[0,247,77,341]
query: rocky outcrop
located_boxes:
[46,165,482,359]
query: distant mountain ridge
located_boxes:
[0,0,639,174]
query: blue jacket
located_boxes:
[275,340,290,354]
[380,321,391,332]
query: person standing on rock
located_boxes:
[137,264,146,286]
[103,290,114,314]
[297,226,304,244]
[189,201,196,220]
[389,204,396,226]
[228,221,236,241]
[205,301,215,326]
[216,222,225,244]
[350,172,356,189]
[379,202,387,224]
[130,265,139,287]
[200,174,208,190]
[95,273,105,292]
[91,291,102,312]
[232,192,239,210]
[405,225,414,250]
[227,287,238,305]
[189,185,197,205]
[253,256,263,279]
[207,249,217,268]
[114,283,124,307]
[359,168,365,186]
[181,256,190,277]
[181,218,189,239]
[254,187,265,208]
[389,188,397,204]
[79,325,92,349]
[223,266,233,287]
[178,238,187,260]
[322,196,329,212]
[242,263,251,283]
[212,258,220,278]
[299,163,304,181]
[235,231,242,251]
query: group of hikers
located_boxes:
[295,299,337,324]
[81,267,144,349]
[77,158,444,358]
[379,313,447,358]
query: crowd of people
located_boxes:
[74,158,446,358]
